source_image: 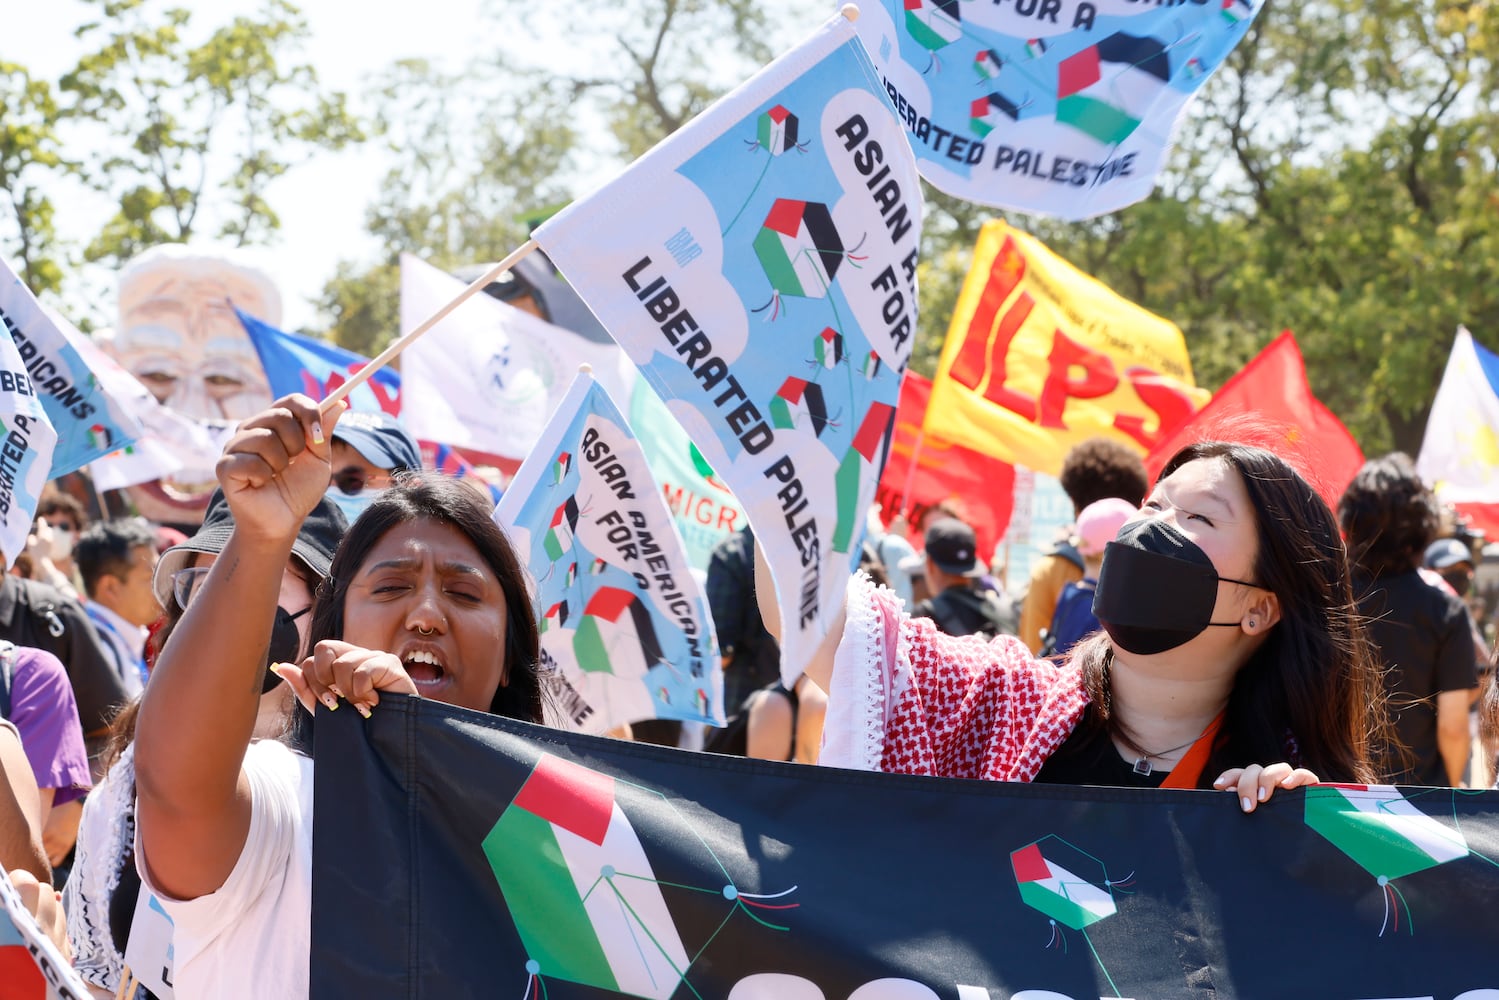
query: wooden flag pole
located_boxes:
[320,239,540,414]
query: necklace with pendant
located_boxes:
[1119,725,1212,776]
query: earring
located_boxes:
[1248,618,1257,629]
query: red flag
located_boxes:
[876,372,1015,560]
[1142,331,1363,507]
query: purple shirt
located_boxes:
[7,646,92,804]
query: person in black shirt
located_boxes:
[1340,454,1479,785]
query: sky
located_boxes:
[18,0,495,333]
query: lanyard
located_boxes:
[1159,710,1226,790]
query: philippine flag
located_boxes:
[1415,327,1499,538]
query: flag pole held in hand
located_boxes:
[319,239,540,414]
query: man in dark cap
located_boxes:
[911,518,1017,639]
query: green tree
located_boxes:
[0,63,71,295]
[321,0,799,352]
[61,0,364,268]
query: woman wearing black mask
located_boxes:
[765,441,1389,808]
[63,491,345,997]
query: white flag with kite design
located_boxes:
[533,9,920,684]
[0,258,141,476]
[494,369,722,733]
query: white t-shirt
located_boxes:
[136,739,315,999]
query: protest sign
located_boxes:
[0,258,140,476]
[310,696,1499,999]
[627,379,746,572]
[925,221,1207,477]
[495,370,723,733]
[533,9,920,683]
[854,0,1262,217]
[400,254,632,464]
[0,306,55,566]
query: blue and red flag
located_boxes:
[235,307,401,417]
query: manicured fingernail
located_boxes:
[1258,786,1269,801]
[1241,796,1253,812]
[357,704,372,719]
[312,421,325,445]
[322,693,339,711]
[269,662,284,676]
[329,684,344,698]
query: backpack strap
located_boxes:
[1048,540,1086,573]
[0,640,15,719]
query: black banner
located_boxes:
[311,697,1499,999]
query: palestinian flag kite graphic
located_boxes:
[970,92,1024,137]
[482,753,800,1000]
[973,48,1003,82]
[832,401,896,553]
[540,601,569,634]
[552,451,573,485]
[1056,32,1173,146]
[1010,834,1129,984]
[589,557,609,576]
[769,377,831,438]
[1026,38,1048,59]
[1011,838,1120,930]
[756,105,802,155]
[753,198,846,302]
[564,561,578,587]
[574,586,666,679]
[904,0,962,55]
[484,755,690,1000]
[544,498,580,562]
[814,327,845,369]
[861,351,882,379]
[1222,0,1253,23]
[1305,784,1473,936]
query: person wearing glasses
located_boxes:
[325,411,422,523]
[62,491,346,998]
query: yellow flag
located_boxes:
[924,221,1209,476]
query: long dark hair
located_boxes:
[1072,441,1391,784]
[305,474,542,723]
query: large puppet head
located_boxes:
[104,245,280,526]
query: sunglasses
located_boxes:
[171,566,212,610]
[331,470,377,495]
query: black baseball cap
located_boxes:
[924,518,983,578]
[153,488,349,606]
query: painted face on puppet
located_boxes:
[109,249,279,525]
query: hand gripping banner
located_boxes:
[310,697,1499,999]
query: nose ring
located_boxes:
[416,625,436,636]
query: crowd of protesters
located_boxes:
[2,407,1498,996]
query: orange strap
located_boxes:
[1159,711,1226,790]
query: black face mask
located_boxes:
[263,605,311,693]
[1091,518,1262,655]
